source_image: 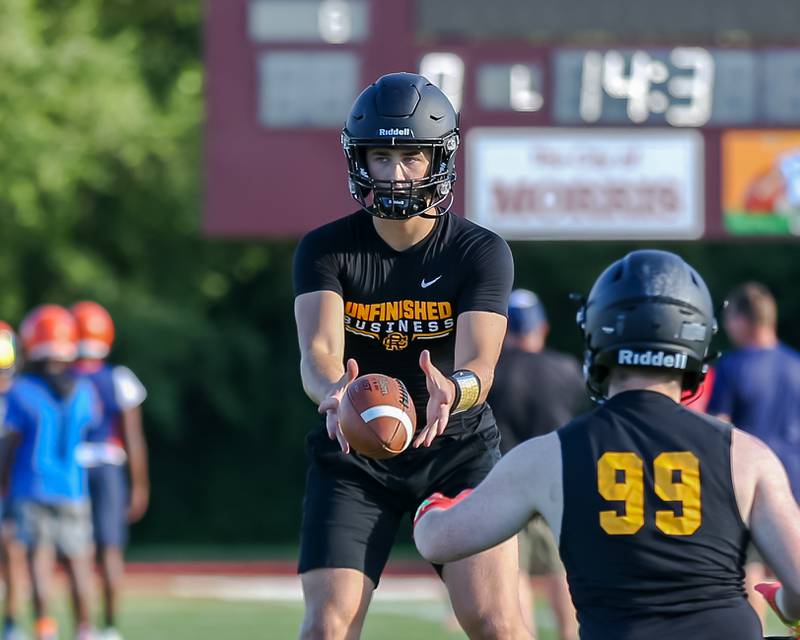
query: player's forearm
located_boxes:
[126,434,149,490]
[300,351,344,404]
[453,311,506,405]
[414,513,471,564]
[778,585,800,620]
[122,409,149,489]
[416,510,506,564]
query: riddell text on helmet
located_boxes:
[378,128,413,136]
[617,349,688,369]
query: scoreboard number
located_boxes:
[419,52,465,112]
[597,450,702,536]
[579,48,714,126]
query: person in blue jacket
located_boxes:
[1,305,98,640]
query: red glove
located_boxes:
[755,582,800,638]
[413,489,473,529]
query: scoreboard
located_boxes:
[205,0,800,239]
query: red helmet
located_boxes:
[71,300,115,359]
[0,320,17,372]
[20,305,78,362]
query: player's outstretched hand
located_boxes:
[755,582,800,638]
[414,350,456,448]
[318,358,359,454]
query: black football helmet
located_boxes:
[576,250,717,399]
[342,72,460,220]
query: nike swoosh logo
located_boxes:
[421,276,443,288]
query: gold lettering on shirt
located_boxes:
[343,299,455,350]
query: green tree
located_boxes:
[4,0,800,546]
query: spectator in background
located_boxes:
[0,305,97,640]
[71,301,149,640]
[708,281,800,627]
[0,322,26,640]
[488,289,587,640]
[0,321,17,413]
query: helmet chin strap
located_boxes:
[420,192,454,219]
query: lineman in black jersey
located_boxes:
[293,73,528,639]
[415,250,800,640]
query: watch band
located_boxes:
[449,369,481,414]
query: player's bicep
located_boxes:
[747,440,800,596]
[457,233,514,316]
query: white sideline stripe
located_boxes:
[169,575,443,603]
[359,405,413,452]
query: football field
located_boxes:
[41,595,555,640]
[116,596,787,639]
[120,598,475,639]
[24,566,786,640]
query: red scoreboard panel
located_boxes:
[205,0,800,239]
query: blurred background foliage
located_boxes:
[2,0,800,544]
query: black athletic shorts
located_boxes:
[298,405,501,586]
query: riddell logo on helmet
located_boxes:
[378,128,413,136]
[617,349,688,369]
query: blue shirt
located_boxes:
[708,342,800,501]
[0,387,8,429]
[71,362,146,467]
[4,374,99,503]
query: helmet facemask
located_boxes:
[342,132,459,220]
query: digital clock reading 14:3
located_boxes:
[421,47,800,128]
[554,48,800,127]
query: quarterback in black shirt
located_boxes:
[415,251,800,640]
[293,73,525,639]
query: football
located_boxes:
[338,374,416,459]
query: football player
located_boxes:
[0,322,26,640]
[2,306,98,640]
[71,301,148,640]
[414,250,800,640]
[293,73,528,638]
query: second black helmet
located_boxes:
[577,250,717,399]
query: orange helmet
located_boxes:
[0,320,17,372]
[20,305,78,362]
[71,300,115,359]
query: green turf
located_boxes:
[17,593,789,639]
[19,595,558,640]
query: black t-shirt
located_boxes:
[489,347,588,453]
[558,390,759,640]
[293,210,513,434]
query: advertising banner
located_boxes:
[466,128,704,240]
[722,130,800,236]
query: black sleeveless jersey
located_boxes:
[293,210,513,436]
[558,390,760,640]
